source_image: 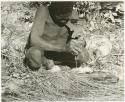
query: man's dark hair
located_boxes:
[49,2,75,15]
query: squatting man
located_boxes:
[24,2,89,71]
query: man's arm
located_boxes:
[30,6,65,51]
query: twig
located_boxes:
[75,56,78,68]
[112,54,124,56]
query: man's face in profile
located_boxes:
[53,12,72,27]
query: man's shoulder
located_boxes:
[36,6,49,19]
[38,6,48,12]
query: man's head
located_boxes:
[49,2,74,27]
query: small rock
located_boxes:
[2,87,6,94]
[26,74,30,78]
[8,82,19,91]
[12,73,19,78]
[1,38,8,50]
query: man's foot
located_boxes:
[44,59,55,70]
[49,65,61,73]
[72,66,93,74]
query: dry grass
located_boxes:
[1,2,124,101]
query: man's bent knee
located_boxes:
[26,47,44,58]
[24,47,44,71]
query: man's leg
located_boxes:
[44,48,89,68]
[24,47,89,70]
[45,51,77,67]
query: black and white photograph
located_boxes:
[1,1,124,101]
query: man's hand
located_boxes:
[65,42,73,53]
[65,39,86,55]
[65,41,79,55]
[70,39,83,55]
